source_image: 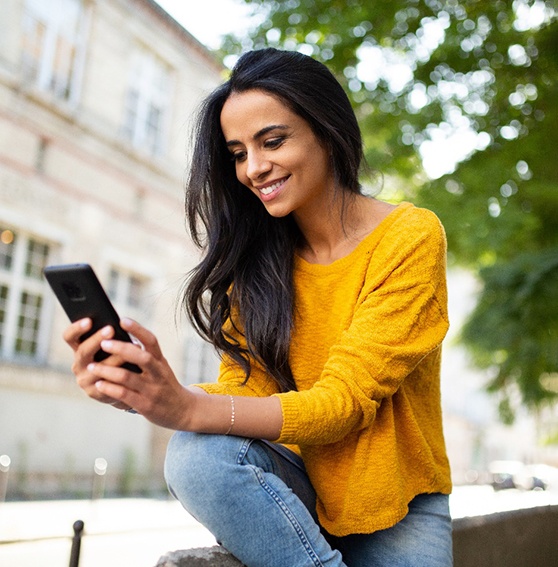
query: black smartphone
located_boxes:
[44,263,141,373]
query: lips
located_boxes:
[257,177,289,196]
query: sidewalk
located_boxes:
[0,498,217,566]
[2,487,558,566]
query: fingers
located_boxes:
[92,364,148,415]
[63,318,114,359]
[92,362,191,428]
[93,371,130,398]
[63,318,93,349]
[86,337,151,399]
[98,338,151,369]
[64,321,128,370]
[70,326,115,375]
[64,318,177,421]
[120,318,163,358]
[64,318,157,367]
[63,319,124,400]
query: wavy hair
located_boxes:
[183,48,364,392]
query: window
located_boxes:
[182,333,220,385]
[21,0,86,101]
[122,51,172,156]
[106,267,150,321]
[0,228,51,361]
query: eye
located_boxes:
[230,150,247,163]
[264,137,285,150]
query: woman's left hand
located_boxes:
[88,318,193,430]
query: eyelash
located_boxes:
[264,137,285,149]
[230,137,286,162]
[231,152,246,162]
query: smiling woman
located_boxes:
[64,48,454,567]
[168,48,452,566]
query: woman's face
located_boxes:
[220,89,335,220]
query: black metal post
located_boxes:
[69,520,84,567]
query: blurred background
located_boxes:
[0,0,557,565]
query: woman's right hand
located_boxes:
[62,318,133,410]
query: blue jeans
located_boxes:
[164,432,453,567]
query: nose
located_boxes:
[245,150,271,182]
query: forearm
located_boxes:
[186,387,283,440]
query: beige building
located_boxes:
[0,0,223,498]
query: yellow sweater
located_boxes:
[198,202,452,536]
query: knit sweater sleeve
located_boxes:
[194,355,280,398]
[275,209,449,446]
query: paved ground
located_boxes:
[2,487,558,566]
[0,498,216,566]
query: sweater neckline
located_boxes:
[295,201,413,274]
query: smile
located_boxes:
[258,177,289,196]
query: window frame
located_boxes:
[106,265,152,324]
[181,331,221,386]
[21,0,90,105]
[122,48,173,157]
[0,227,53,363]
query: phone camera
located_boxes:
[62,282,86,302]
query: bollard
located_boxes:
[0,455,10,503]
[69,520,84,567]
[91,457,107,500]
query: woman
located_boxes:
[64,48,453,566]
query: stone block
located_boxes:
[156,546,245,567]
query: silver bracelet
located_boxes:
[225,395,235,435]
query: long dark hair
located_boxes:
[183,48,364,392]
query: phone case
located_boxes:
[44,263,141,372]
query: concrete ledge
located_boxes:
[156,546,244,567]
[157,505,558,566]
[452,504,558,567]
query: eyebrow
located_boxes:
[225,124,290,148]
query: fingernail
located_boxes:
[101,340,112,350]
[87,363,96,372]
[101,326,112,337]
[121,318,133,327]
[80,319,90,329]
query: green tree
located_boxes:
[222,0,558,417]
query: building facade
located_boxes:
[0,0,222,498]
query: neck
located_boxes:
[295,193,376,265]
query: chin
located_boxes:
[263,204,293,218]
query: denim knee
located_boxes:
[164,431,253,512]
[164,432,346,567]
[164,430,190,498]
[165,431,222,500]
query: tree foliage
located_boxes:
[221,0,558,415]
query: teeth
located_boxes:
[260,180,284,195]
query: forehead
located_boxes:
[220,89,302,138]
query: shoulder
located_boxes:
[393,204,445,252]
[370,203,446,256]
[362,203,447,285]
[395,203,445,234]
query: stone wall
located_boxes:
[156,505,558,567]
[453,504,558,567]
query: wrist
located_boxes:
[181,388,232,435]
[177,386,202,431]
[224,395,235,435]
